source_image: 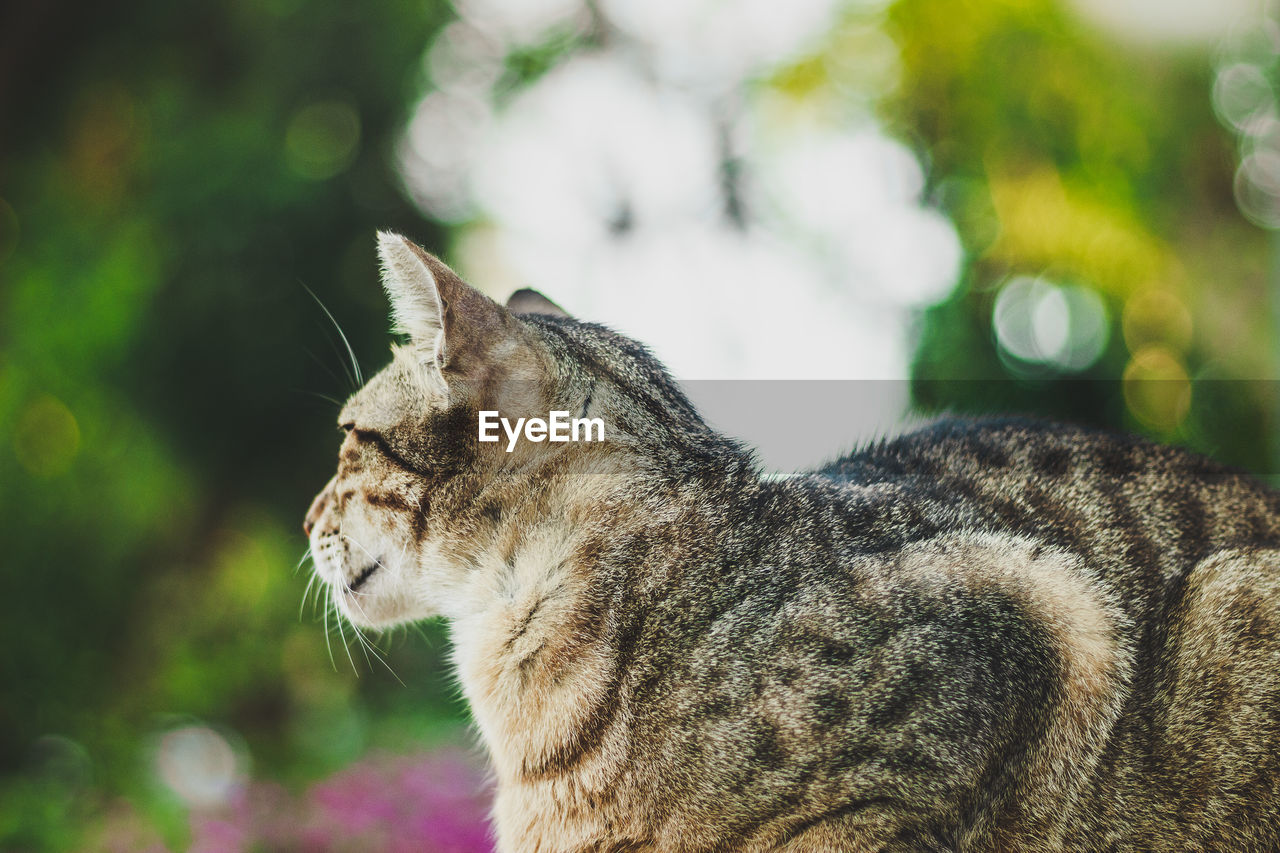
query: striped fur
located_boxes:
[304,234,1280,851]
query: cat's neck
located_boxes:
[444,450,750,785]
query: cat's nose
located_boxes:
[303,477,337,537]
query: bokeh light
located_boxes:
[398,0,963,394]
[154,726,244,810]
[1214,62,1275,135]
[1123,345,1193,430]
[1217,9,1280,229]
[453,0,586,46]
[1067,0,1261,45]
[1122,289,1194,354]
[993,276,1110,373]
[1235,146,1280,228]
[12,395,81,477]
[285,101,362,181]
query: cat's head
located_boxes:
[303,232,719,629]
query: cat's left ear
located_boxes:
[506,288,569,318]
[375,231,506,372]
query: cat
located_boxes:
[304,232,1280,852]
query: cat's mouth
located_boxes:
[346,563,379,592]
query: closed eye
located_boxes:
[350,426,423,476]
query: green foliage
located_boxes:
[886,0,1273,462]
[0,0,465,847]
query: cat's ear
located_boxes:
[506,288,569,318]
[375,231,505,371]
[377,230,446,345]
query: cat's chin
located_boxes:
[332,585,429,630]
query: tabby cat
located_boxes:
[303,233,1280,852]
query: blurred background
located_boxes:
[2,0,1278,848]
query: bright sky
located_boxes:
[394,0,1271,467]
[398,0,961,467]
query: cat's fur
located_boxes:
[304,233,1280,852]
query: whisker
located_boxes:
[343,594,405,686]
[340,533,389,574]
[361,632,404,685]
[350,617,377,671]
[344,601,375,670]
[291,386,343,407]
[303,283,364,388]
[301,345,351,396]
[300,573,319,621]
[312,572,327,615]
[354,624,375,667]
[327,533,409,683]
[321,326,357,391]
[333,600,360,677]
[322,598,336,671]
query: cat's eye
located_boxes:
[339,421,355,433]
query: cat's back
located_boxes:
[807,416,1280,849]
[820,416,1280,586]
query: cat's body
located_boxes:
[305,234,1280,852]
